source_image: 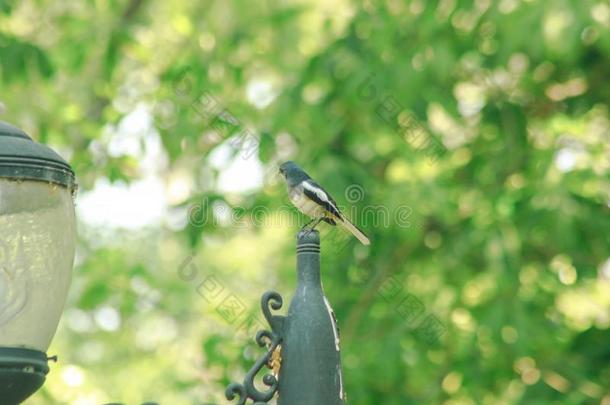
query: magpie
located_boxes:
[279,161,370,245]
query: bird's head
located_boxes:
[279,161,298,177]
[279,161,309,185]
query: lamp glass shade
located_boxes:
[0,179,76,351]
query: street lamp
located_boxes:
[0,121,77,404]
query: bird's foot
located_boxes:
[301,217,323,237]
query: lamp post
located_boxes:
[0,121,77,404]
[226,230,345,404]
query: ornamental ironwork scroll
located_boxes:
[225,291,284,405]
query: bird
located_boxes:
[279,161,370,245]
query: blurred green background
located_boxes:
[1,0,609,404]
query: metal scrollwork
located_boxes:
[225,291,285,405]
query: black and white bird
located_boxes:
[279,161,370,245]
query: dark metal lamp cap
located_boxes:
[0,121,76,192]
[296,230,321,255]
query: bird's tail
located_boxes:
[337,216,370,245]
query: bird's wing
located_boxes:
[301,179,343,219]
[302,179,371,245]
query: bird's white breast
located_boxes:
[290,184,326,218]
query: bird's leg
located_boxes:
[310,217,323,230]
[300,218,314,231]
[302,217,323,237]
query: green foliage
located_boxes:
[1,0,609,404]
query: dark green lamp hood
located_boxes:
[0,121,76,191]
